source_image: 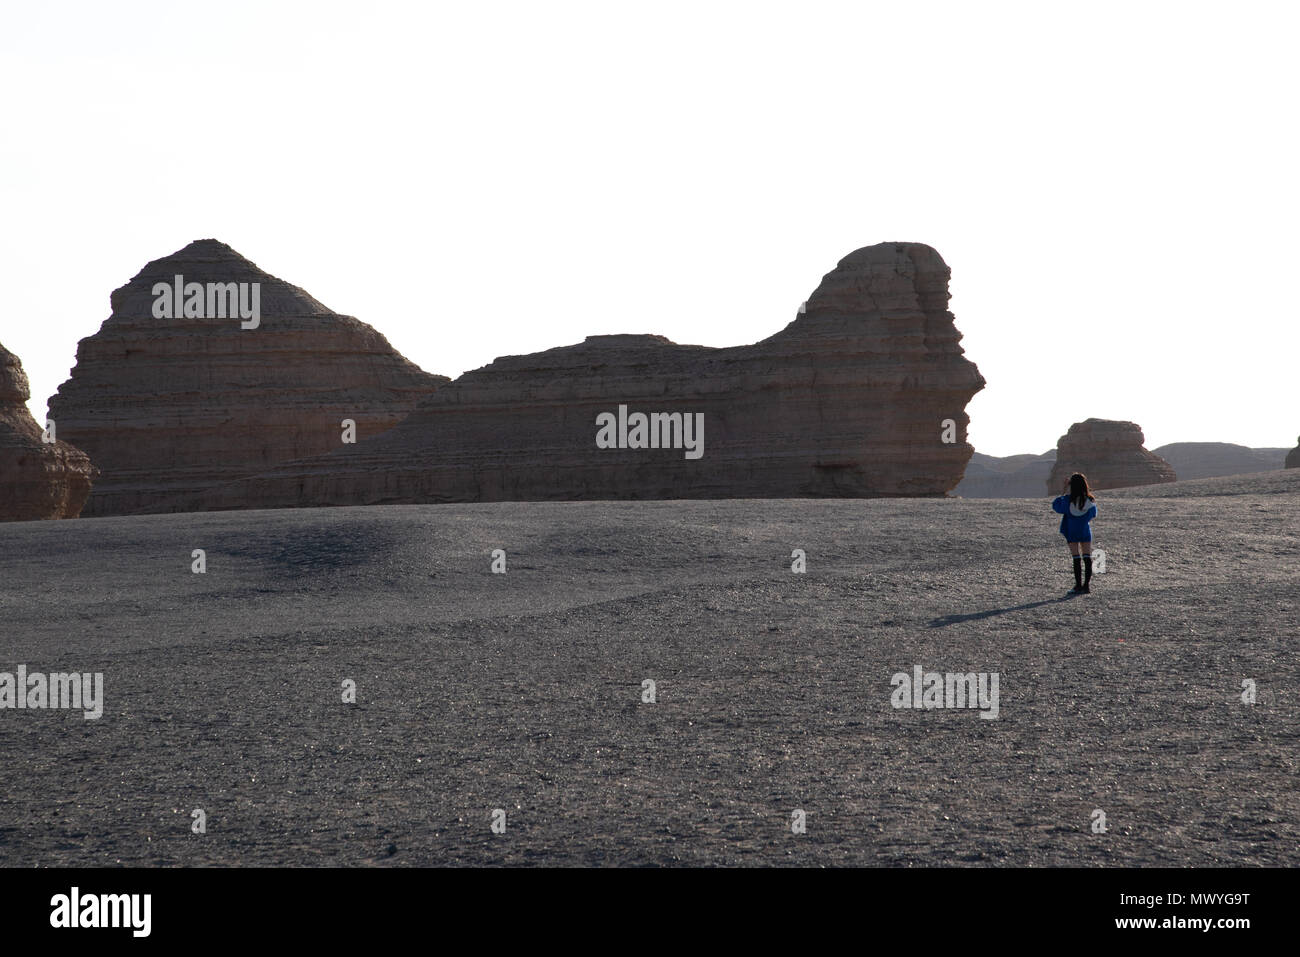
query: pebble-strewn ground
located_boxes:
[2,470,1297,866]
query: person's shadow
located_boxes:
[929,595,1075,628]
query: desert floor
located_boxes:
[2,470,1297,866]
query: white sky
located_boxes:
[3,1,1296,457]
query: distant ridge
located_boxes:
[1151,442,1287,479]
[1106,468,1300,498]
[957,442,1288,498]
[953,450,1055,498]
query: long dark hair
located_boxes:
[1068,472,1095,510]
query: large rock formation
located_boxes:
[48,240,448,515]
[1286,438,1300,470]
[0,342,96,521]
[184,241,985,510]
[1047,419,1176,493]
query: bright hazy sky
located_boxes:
[3,1,1296,457]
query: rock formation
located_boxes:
[1046,419,1176,493]
[1286,438,1300,470]
[48,240,448,516]
[184,241,985,510]
[0,342,96,521]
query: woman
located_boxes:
[1051,473,1099,594]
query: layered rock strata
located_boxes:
[189,241,985,509]
[48,240,447,515]
[0,342,96,521]
[1047,419,1176,493]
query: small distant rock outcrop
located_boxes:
[48,240,448,516]
[1047,419,1176,493]
[1152,442,1289,479]
[1,342,96,521]
[187,241,985,509]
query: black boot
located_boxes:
[1072,555,1083,592]
[1082,554,1092,593]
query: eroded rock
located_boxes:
[48,239,447,515]
[1,342,96,521]
[190,241,985,508]
[1047,419,1176,492]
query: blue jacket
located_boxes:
[1052,494,1098,542]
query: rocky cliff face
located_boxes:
[47,240,447,515]
[185,241,985,509]
[0,342,96,521]
[1286,438,1300,469]
[1047,419,1176,493]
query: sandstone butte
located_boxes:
[0,341,96,521]
[1286,437,1300,469]
[1046,419,1177,493]
[48,239,448,516]
[181,241,986,511]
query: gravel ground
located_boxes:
[1,469,1298,866]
